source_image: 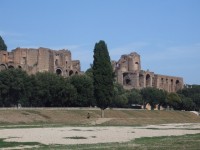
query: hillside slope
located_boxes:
[0,108,199,126]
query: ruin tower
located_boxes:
[128,52,141,72]
[113,52,183,92]
[115,52,141,89]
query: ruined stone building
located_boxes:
[0,47,183,92]
[0,47,81,76]
[112,52,183,92]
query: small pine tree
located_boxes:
[0,36,7,51]
[93,40,114,117]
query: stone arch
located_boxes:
[176,80,180,85]
[170,79,174,92]
[123,73,132,85]
[171,79,173,85]
[18,65,22,69]
[56,68,62,75]
[175,80,181,91]
[8,65,14,69]
[146,74,151,87]
[75,71,78,75]
[135,62,139,70]
[69,70,73,76]
[0,64,7,71]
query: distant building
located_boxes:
[0,47,81,76]
[112,52,183,92]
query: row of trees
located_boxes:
[0,69,94,107]
[0,68,199,111]
[112,83,200,111]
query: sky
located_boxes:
[1,0,200,85]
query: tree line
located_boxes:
[0,68,199,111]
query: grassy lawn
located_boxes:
[1,133,196,150]
[0,138,42,149]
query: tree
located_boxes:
[85,64,93,79]
[141,87,166,110]
[69,74,95,107]
[92,40,114,117]
[0,36,7,51]
[127,89,143,108]
[178,85,200,111]
[166,92,181,110]
[112,83,128,108]
[29,72,77,107]
[0,68,30,107]
[179,94,195,111]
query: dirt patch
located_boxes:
[0,123,200,145]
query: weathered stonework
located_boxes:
[0,47,81,76]
[112,52,183,92]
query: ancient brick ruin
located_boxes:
[112,52,183,92]
[0,47,81,76]
[0,48,183,92]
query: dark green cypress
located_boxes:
[93,40,114,117]
[0,36,7,51]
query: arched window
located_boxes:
[8,65,14,69]
[56,69,62,75]
[146,74,151,87]
[69,70,73,76]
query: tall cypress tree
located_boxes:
[0,36,7,51]
[93,40,114,117]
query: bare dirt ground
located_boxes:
[0,123,200,146]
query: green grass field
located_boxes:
[1,134,199,150]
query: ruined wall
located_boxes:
[0,47,81,76]
[114,52,184,92]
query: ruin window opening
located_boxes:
[75,71,78,75]
[56,69,62,75]
[125,78,131,85]
[176,80,180,85]
[171,79,173,84]
[69,70,73,76]
[8,65,14,69]
[18,66,22,69]
[146,74,151,87]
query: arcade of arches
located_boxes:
[113,52,183,92]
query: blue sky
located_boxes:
[1,0,200,84]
